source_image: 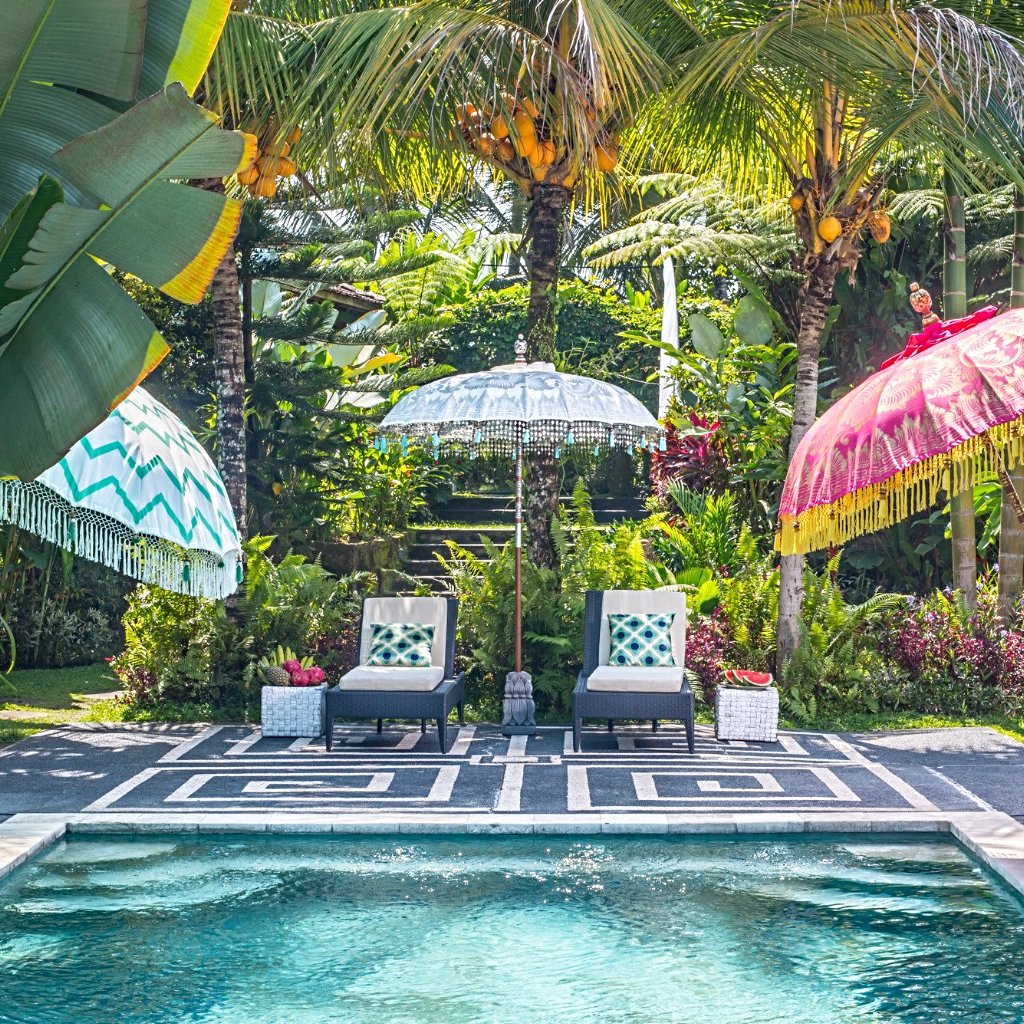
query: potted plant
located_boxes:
[258,646,328,738]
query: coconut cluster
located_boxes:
[455,95,618,192]
[789,183,891,255]
[236,126,301,199]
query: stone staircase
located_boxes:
[402,493,647,591]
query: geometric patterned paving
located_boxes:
[42,721,996,817]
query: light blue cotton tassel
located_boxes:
[554,447,561,460]
[566,430,574,445]
[609,431,616,447]
[593,445,600,457]
[659,436,667,451]
[379,436,388,454]
[473,429,482,444]
[523,429,531,445]
[182,561,191,585]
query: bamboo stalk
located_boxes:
[943,162,977,612]
[998,186,1024,622]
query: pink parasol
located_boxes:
[778,307,1024,555]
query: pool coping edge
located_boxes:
[2,811,1024,897]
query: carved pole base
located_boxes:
[502,670,536,736]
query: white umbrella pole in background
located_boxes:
[658,255,678,419]
[379,335,663,735]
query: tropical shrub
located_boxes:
[781,559,904,720]
[439,487,651,716]
[111,540,370,712]
[872,575,1024,716]
[428,282,663,398]
[9,602,116,670]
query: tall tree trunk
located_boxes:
[523,183,570,569]
[943,169,976,611]
[998,188,1024,622]
[211,244,248,541]
[777,255,841,671]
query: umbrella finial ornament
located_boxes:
[514,333,527,364]
[909,282,940,327]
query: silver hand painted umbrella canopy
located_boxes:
[379,337,663,733]
[0,387,242,599]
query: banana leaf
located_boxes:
[0,84,254,480]
[0,0,232,217]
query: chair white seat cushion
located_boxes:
[586,666,684,693]
[338,665,444,692]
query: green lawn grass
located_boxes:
[0,663,122,746]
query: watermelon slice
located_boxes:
[722,669,774,689]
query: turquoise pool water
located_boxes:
[1,835,1022,1023]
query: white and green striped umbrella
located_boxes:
[0,388,242,599]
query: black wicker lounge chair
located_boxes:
[325,596,465,753]
[572,589,694,753]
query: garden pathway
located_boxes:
[0,722,1021,822]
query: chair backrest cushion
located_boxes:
[359,597,448,669]
[598,590,686,668]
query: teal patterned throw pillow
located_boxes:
[367,622,435,667]
[608,613,676,667]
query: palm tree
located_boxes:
[661,0,1024,668]
[204,0,693,567]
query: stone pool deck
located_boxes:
[2,721,1024,896]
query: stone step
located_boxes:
[412,526,513,546]
[430,495,647,525]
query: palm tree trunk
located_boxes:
[523,183,570,569]
[211,243,248,540]
[777,255,840,670]
[998,188,1024,622]
[943,169,976,611]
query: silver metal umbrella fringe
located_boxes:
[375,419,666,459]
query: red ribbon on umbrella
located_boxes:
[880,306,999,368]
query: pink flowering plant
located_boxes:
[873,573,1024,716]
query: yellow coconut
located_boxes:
[455,103,477,128]
[491,114,509,139]
[512,111,538,158]
[497,139,516,162]
[869,212,892,243]
[527,144,545,169]
[250,175,278,199]
[475,133,498,157]
[286,126,302,145]
[264,141,290,159]
[537,138,556,165]
[818,215,842,244]
[595,142,618,173]
[789,194,805,213]
[237,166,260,185]
[520,96,540,118]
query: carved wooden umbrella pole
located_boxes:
[378,335,663,736]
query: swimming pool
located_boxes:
[1,835,1022,1023]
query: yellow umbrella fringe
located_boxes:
[776,414,1024,555]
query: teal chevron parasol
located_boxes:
[0,388,241,598]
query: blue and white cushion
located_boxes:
[367,622,435,667]
[608,613,676,667]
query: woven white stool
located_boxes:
[715,685,779,742]
[261,683,327,737]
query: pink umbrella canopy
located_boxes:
[778,307,1024,556]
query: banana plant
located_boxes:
[0,0,243,480]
